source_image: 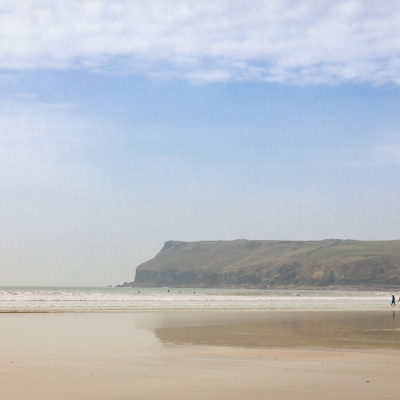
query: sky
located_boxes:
[1,0,400,286]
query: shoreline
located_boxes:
[0,287,397,313]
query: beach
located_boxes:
[1,310,400,400]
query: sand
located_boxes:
[1,311,400,399]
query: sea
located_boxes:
[0,286,396,312]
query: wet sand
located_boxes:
[1,311,400,399]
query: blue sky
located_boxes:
[1,1,400,285]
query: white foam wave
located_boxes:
[0,287,395,313]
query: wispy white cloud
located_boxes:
[0,0,399,84]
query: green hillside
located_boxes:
[120,239,400,289]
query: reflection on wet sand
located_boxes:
[155,311,400,350]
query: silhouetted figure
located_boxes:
[391,294,396,306]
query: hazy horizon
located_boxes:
[1,1,400,286]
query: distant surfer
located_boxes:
[391,294,396,306]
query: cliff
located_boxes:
[119,239,400,289]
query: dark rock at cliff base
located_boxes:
[119,239,400,289]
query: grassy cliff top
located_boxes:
[136,239,400,273]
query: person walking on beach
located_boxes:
[392,294,396,306]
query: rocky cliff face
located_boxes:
[119,239,400,289]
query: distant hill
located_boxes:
[119,239,400,289]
